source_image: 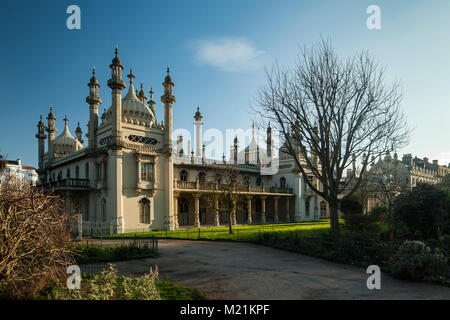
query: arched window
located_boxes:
[180,170,188,181]
[139,198,151,224]
[84,200,89,221]
[75,166,80,179]
[280,177,286,188]
[198,172,206,182]
[101,198,107,222]
[67,168,71,179]
[320,201,327,217]
[256,177,262,186]
[85,163,89,179]
[305,200,310,217]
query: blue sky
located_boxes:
[1,0,449,167]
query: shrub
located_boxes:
[42,264,160,300]
[0,175,75,299]
[391,240,448,280]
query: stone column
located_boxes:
[194,193,201,228]
[246,196,253,224]
[214,198,220,226]
[260,196,266,224]
[274,196,279,223]
[173,192,179,229]
[286,197,290,222]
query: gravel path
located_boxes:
[83,238,450,300]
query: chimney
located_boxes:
[423,157,429,163]
[432,160,438,166]
[17,158,21,167]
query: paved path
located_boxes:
[84,238,450,300]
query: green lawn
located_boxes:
[99,219,341,242]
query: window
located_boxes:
[101,198,107,222]
[280,177,286,188]
[256,177,262,186]
[84,200,89,221]
[198,172,206,182]
[180,170,188,181]
[75,166,79,179]
[67,168,71,179]
[140,162,153,181]
[305,200,310,217]
[320,201,327,217]
[139,198,151,224]
[85,163,89,179]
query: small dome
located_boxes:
[53,118,83,156]
[194,107,202,121]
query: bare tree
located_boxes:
[255,39,410,234]
[366,155,410,240]
[0,172,75,298]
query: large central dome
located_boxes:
[105,82,155,127]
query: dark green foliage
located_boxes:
[341,196,382,235]
[74,241,157,264]
[391,240,448,281]
[156,281,205,300]
[393,183,450,239]
[341,195,363,214]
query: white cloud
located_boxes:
[191,37,265,72]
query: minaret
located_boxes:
[46,105,57,161]
[107,46,126,142]
[36,115,46,170]
[194,107,203,159]
[147,87,156,119]
[266,122,272,160]
[202,144,206,164]
[138,81,147,104]
[75,122,84,144]
[161,66,176,230]
[233,135,239,164]
[161,66,176,150]
[176,135,184,156]
[86,67,102,148]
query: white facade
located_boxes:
[36,48,327,234]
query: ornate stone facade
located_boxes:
[36,47,328,234]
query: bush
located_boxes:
[0,175,75,299]
[41,264,160,300]
[391,240,448,280]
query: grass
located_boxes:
[156,280,205,300]
[96,219,342,242]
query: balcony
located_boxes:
[175,180,293,195]
[44,178,90,191]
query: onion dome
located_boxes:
[164,66,173,85]
[89,66,99,86]
[105,69,155,127]
[194,107,203,121]
[138,81,146,102]
[53,116,83,155]
[47,104,56,120]
[111,46,122,66]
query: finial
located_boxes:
[77,121,80,127]
[50,104,53,113]
[127,68,135,84]
[150,87,154,98]
[140,81,144,91]
[40,115,43,121]
[167,65,170,75]
[115,45,118,57]
[64,115,69,126]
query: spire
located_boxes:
[138,81,146,102]
[194,106,203,121]
[147,87,156,113]
[127,68,135,85]
[108,46,126,90]
[64,115,69,127]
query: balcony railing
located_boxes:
[176,180,293,194]
[44,178,90,190]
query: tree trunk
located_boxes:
[329,200,340,234]
[228,203,233,234]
